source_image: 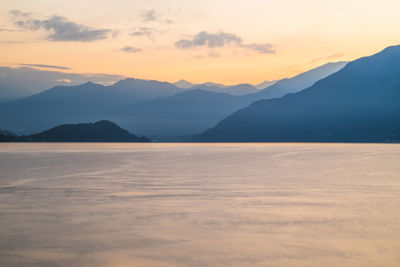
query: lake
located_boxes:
[0,143,399,266]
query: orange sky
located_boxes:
[1,0,400,84]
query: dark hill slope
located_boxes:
[195,45,400,142]
[21,120,149,142]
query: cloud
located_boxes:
[208,52,221,58]
[141,9,174,24]
[10,10,111,42]
[175,31,242,48]
[0,28,22,32]
[164,19,174,24]
[0,40,28,44]
[19,63,71,70]
[57,78,71,83]
[119,46,142,53]
[131,27,156,39]
[9,10,32,18]
[242,43,275,54]
[142,9,158,22]
[112,30,121,38]
[175,31,275,54]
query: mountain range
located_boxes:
[247,61,348,100]
[106,89,245,136]
[174,80,263,95]
[0,79,183,134]
[0,61,347,137]
[195,45,400,142]
[0,66,124,103]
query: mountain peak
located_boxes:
[112,78,137,86]
[174,79,195,89]
[83,81,96,86]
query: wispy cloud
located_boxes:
[164,19,174,24]
[119,46,142,53]
[131,27,156,39]
[142,9,158,22]
[208,52,221,58]
[0,40,29,44]
[242,43,275,54]
[141,9,174,24]
[176,31,242,48]
[112,30,121,38]
[57,78,71,83]
[10,10,111,42]
[0,28,23,32]
[19,63,71,70]
[175,31,275,54]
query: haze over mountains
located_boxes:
[0,61,347,137]
[0,67,267,103]
[173,80,271,95]
[195,45,400,142]
[0,79,183,134]
[106,89,245,136]
[0,67,124,103]
[248,62,348,100]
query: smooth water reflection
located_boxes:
[0,143,399,266]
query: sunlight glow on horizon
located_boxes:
[1,0,400,84]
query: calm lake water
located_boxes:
[0,143,399,267]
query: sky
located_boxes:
[1,0,400,85]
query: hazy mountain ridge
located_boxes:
[0,66,124,103]
[255,80,277,89]
[105,89,247,136]
[195,46,400,142]
[247,61,348,100]
[101,62,346,136]
[0,61,349,136]
[0,79,184,134]
[174,80,260,96]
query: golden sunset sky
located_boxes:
[1,0,400,84]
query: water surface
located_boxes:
[0,143,399,266]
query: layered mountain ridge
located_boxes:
[195,46,400,142]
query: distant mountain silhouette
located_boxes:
[106,89,247,136]
[174,80,260,95]
[195,46,400,142]
[19,120,149,142]
[174,79,196,89]
[174,80,227,89]
[255,80,277,89]
[0,66,123,102]
[0,62,349,136]
[173,62,347,98]
[192,84,259,96]
[0,79,183,134]
[174,79,279,91]
[247,62,348,100]
[110,78,183,101]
